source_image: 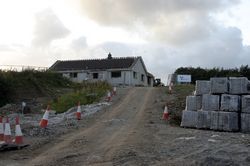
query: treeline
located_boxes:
[174,65,250,84]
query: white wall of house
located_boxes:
[106,70,131,86]
[58,58,151,86]
[131,58,148,86]
[62,72,88,83]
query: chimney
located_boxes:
[107,52,112,59]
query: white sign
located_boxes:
[177,75,191,83]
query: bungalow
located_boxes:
[49,53,154,86]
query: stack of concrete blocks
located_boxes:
[180,81,209,128]
[181,77,250,132]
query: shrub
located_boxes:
[50,81,111,113]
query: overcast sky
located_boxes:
[0,0,249,83]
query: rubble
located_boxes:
[0,102,111,143]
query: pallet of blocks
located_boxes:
[181,77,250,133]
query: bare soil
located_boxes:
[1,87,250,166]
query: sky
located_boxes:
[0,0,250,83]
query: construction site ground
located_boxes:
[1,87,250,166]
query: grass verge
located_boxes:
[0,70,72,107]
[167,84,195,125]
[50,81,111,113]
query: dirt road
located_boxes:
[26,87,157,165]
[2,87,250,166]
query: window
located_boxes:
[93,73,98,79]
[141,74,144,82]
[70,72,77,78]
[111,71,121,78]
[133,72,137,79]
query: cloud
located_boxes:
[0,45,14,52]
[76,0,250,84]
[79,0,240,45]
[86,27,250,83]
[71,36,87,51]
[32,9,70,47]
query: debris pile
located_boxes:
[181,77,250,132]
[0,102,110,151]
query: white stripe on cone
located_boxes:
[4,117,12,143]
[163,106,169,120]
[40,105,50,128]
[15,122,23,144]
[15,125,23,136]
[113,87,117,95]
[43,110,49,120]
[107,91,111,102]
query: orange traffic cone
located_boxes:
[162,106,169,120]
[40,105,50,128]
[4,117,12,143]
[112,87,117,96]
[76,101,81,120]
[0,116,4,141]
[106,91,111,102]
[15,116,23,144]
[169,84,172,94]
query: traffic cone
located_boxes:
[0,116,4,141]
[76,101,81,120]
[106,91,111,102]
[169,84,172,94]
[112,87,117,96]
[4,117,12,143]
[40,105,50,128]
[15,116,23,144]
[162,106,169,120]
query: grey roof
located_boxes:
[50,57,140,71]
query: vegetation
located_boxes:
[0,70,112,113]
[175,65,250,84]
[0,70,73,107]
[50,81,111,113]
[168,84,194,125]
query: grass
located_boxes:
[50,81,111,113]
[167,84,195,125]
[0,70,73,107]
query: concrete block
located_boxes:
[202,94,220,111]
[248,81,250,93]
[241,113,250,133]
[180,110,198,128]
[210,111,239,131]
[210,111,221,130]
[196,110,211,129]
[195,80,210,95]
[185,96,202,111]
[229,77,249,94]
[242,95,250,113]
[210,77,228,94]
[220,94,240,112]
